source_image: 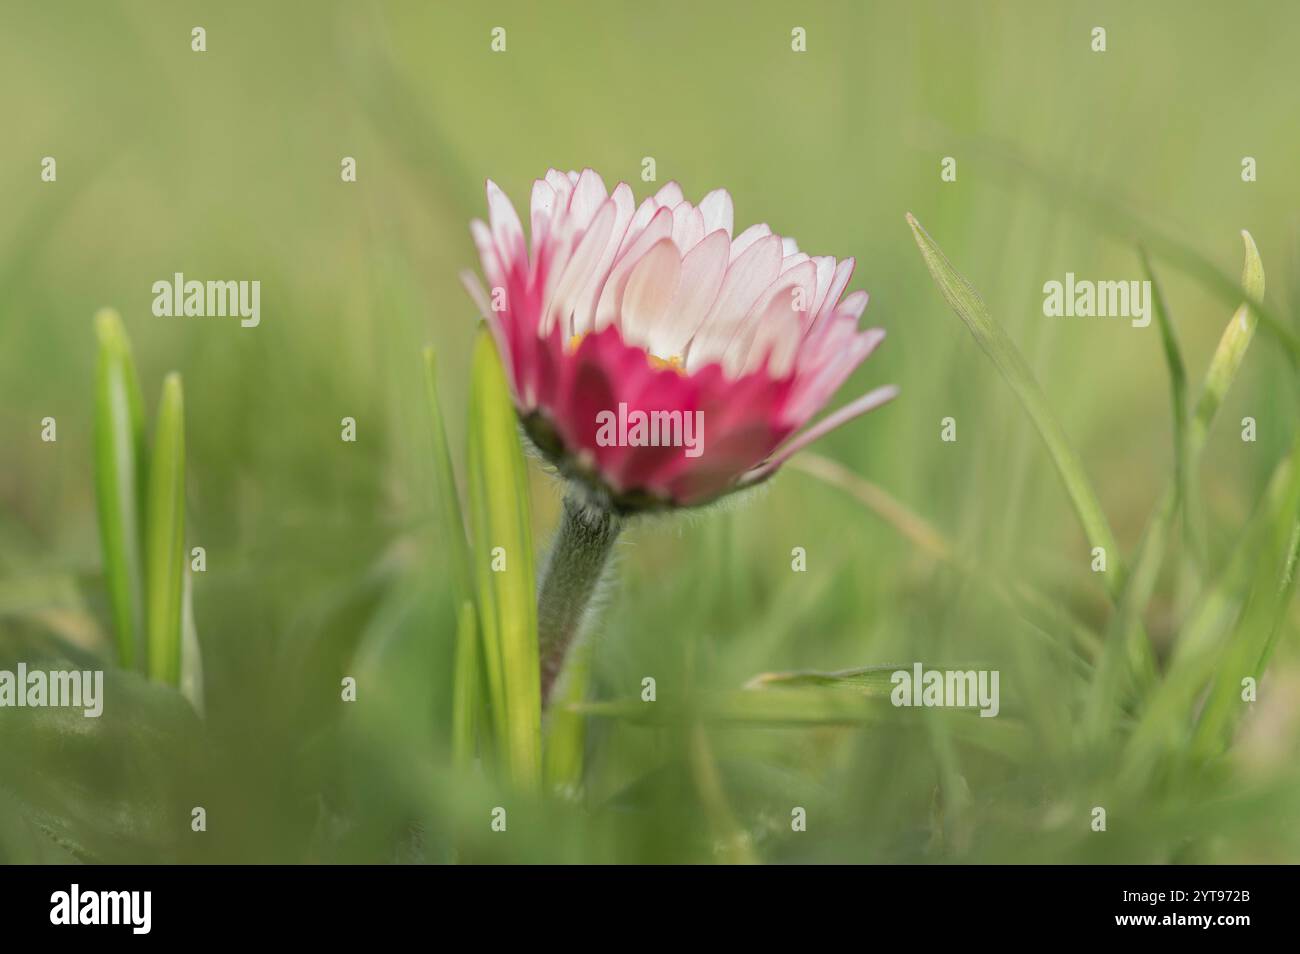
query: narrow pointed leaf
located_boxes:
[466,329,541,790]
[1138,246,1189,517]
[573,690,1029,758]
[145,373,185,687]
[543,636,592,794]
[1191,441,1300,759]
[1186,231,1265,553]
[451,600,479,769]
[1119,443,1300,785]
[423,347,474,602]
[906,213,1125,598]
[92,309,148,671]
[1089,234,1271,740]
[1255,517,1300,676]
[466,348,506,765]
[425,348,485,768]
[1191,521,1299,760]
[744,665,901,696]
[1198,231,1265,419]
[792,452,1100,663]
[961,139,1300,364]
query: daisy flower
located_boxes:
[463,169,895,513]
[463,169,896,700]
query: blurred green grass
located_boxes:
[1,0,1298,863]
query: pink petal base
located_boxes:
[516,325,793,507]
[511,322,894,510]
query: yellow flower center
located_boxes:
[569,332,685,374]
[647,353,685,373]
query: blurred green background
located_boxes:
[1,0,1298,863]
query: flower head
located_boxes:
[464,169,896,512]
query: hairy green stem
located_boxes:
[537,493,620,706]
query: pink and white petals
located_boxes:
[465,169,895,510]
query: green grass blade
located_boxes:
[1191,231,1264,452]
[574,689,887,725]
[792,452,1101,664]
[1110,249,1188,696]
[1138,246,1189,518]
[1089,235,1268,741]
[744,665,910,696]
[687,723,758,864]
[425,348,484,769]
[466,329,541,790]
[573,690,1030,760]
[1190,525,1299,760]
[789,453,953,561]
[1255,518,1300,675]
[145,373,186,687]
[1084,495,1170,740]
[451,600,479,769]
[1185,231,1265,561]
[466,340,507,770]
[543,635,592,795]
[1190,443,1300,760]
[906,213,1125,597]
[92,309,148,671]
[957,138,1300,365]
[1120,442,1300,782]
[423,347,474,602]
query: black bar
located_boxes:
[0,865,1281,940]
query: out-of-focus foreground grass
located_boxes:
[1,0,1297,862]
